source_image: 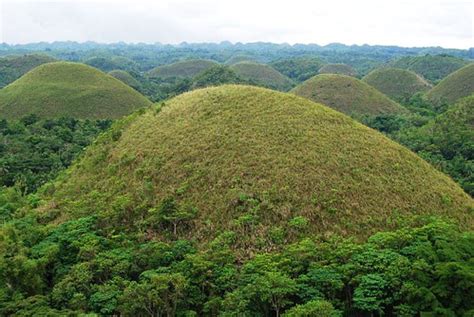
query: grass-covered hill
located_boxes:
[224,55,258,65]
[40,85,472,247]
[362,67,432,102]
[191,65,247,89]
[230,62,294,91]
[318,63,357,77]
[291,74,407,116]
[0,54,57,88]
[108,69,141,89]
[425,63,474,110]
[0,62,152,119]
[148,59,219,79]
[396,95,474,195]
[390,54,469,83]
[270,57,326,82]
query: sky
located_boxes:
[0,0,472,48]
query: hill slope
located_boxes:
[291,74,407,116]
[108,69,141,89]
[390,55,469,83]
[0,62,152,119]
[319,64,357,77]
[362,67,432,102]
[230,62,294,91]
[0,54,57,88]
[41,85,472,245]
[425,63,474,109]
[148,59,219,79]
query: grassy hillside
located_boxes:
[225,55,258,65]
[425,63,474,110]
[230,62,294,91]
[41,85,472,246]
[396,95,474,195]
[191,65,247,88]
[0,62,152,119]
[362,67,432,102]
[148,59,219,79]
[291,74,407,116]
[108,69,141,89]
[0,54,57,88]
[271,57,326,82]
[390,54,469,83]
[319,63,357,77]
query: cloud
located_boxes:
[0,0,472,48]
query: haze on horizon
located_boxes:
[0,0,472,49]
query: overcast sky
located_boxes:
[0,0,472,48]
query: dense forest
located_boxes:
[0,41,473,316]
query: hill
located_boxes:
[230,62,294,91]
[0,62,152,119]
[425,63,474,110]
[40,85,472,246]
[396,95,474,195]
[318,63,357,77]
[362,67,432,102]
[271,57,326,82]
[225,55,258,65]
[390,54,469,83]
[0,54,57,88]
[108,69,141,89]
[291,74,407,116]
[148,59,219,79]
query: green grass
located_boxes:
[426,64,474,109]
[390,55,469,83]
[41,85,473,245]
[0,62,152,119]
[362,67,432,103]
[291,74,407,116]
[148,59,219,79]
[108,69,141,89]
[0,54,57,88]
[230,62,294,91]
[319,64,357,77]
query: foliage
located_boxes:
[0,54,56,88]
[318,63,358,77]
[148,59,219,79]
[0,116,110,194]
[271,57,326,82]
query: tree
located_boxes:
[155,197,197,236]
[119,272,187,317]
[253,271,297,317]
[283,300,338,317]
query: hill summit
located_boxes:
[362,67,432,102]
[291,74,407,116]
[41,85,473,247]
[0,62,152,119]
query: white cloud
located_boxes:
[0,0,472,48]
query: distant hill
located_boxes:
[292,74,407,116]
[426,63,474,110]
[0,62,152,119]
[108,69,141,89]
[225,55,259,65]
[390,55,469,83]
[319,63,357,77]
[363,67,432,103]
[230,62,294,91]
[271,57,326,82]
[41,85,473,245]
[84,56,138,72]
[0,54,57,88]
[148,59,219,79]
